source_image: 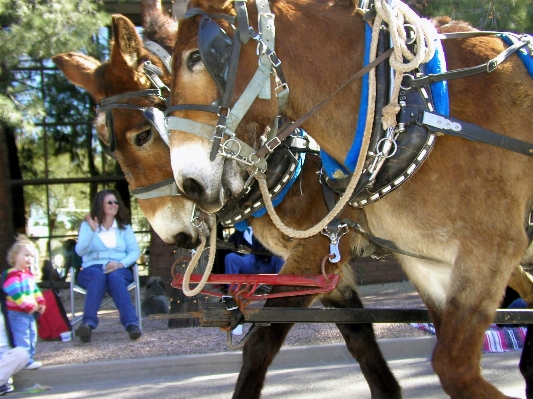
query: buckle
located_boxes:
[265,136,281,153]
[487,59,498,73]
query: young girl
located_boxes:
[2,236,46,369]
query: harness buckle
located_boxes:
[268,51,282,68]
[487,59,498,73]
[265,136,281,153]
[275,82,289,100]
[214,125,227,140]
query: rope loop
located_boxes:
[374,0,438,129]
[181,217,218,296]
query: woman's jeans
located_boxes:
[77,266,138,330]
[7,311,36,366]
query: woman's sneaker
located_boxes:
[24,361,42,370]
[77,323,93,343]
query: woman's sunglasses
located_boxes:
[106,200,119,205]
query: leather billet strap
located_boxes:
[221,296,244,330]
[338,218,437,261]
[131,178,180,199]
[405,34,527,88]
[418,111,533,157]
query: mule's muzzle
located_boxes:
[174,232,200,249]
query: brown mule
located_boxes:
[54,9,403,399]
[167,1,533,398]
[53,11,212,248]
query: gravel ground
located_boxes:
[35,281,431,366]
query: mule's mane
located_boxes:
[431,16,476,33]
[142,10,178,53]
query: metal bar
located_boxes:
[148,307,533,325]
[10,175,126,186]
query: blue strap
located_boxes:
[321,23,372,179]
[427,37,449,116]
[500,34,533,77]
[235,138,307,231]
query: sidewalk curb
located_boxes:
[15,336,437,389]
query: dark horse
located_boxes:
[54,9,404,399]
[167,0,533,397]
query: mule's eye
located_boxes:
[187,51,202,71]
[135,129,152,146]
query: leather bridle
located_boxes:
[165,0,289,181]
[97,42,180,201]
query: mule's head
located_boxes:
[53,12,211,248]
[168,0,280,213]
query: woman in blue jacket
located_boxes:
[75,189,141,343]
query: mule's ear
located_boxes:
[52,53,102,99]
[111,14,144,71]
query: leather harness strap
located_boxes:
[255,48,395,159]
[406,38,527,88]
[413,110,533,157]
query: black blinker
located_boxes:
[198,17,233,94]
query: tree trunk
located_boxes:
[0,125,15,272]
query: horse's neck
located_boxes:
[269,0,367,164]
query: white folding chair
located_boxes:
[69,264,142,332]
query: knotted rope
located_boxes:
[255,15,381,239]
[374,0,437,129]
[180,219,218,296]
[256,0,439,239]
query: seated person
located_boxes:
[74,189,142,343]
[224,227,284,275]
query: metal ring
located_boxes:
[220,138,242,156]
[376,137,398,159]
[400,74,414,90]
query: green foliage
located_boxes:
[406,0,533,33]
[0,0,109,66]
[0,0,109,128]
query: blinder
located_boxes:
[102,105,169,151]
[198,16,234,94]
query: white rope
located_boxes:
[254,16,381,239]
[375,0,438,129]
[181,221,218,296]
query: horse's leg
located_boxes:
[232,290,315,399]
[520,327,533,399]
[424,255,518,399]
[320,278,402,399]
[508,266,533,399]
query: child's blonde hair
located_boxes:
[6,235,37,267]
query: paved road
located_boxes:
[9,336,527,398]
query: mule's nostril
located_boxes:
[174,232,199,249]
[182,178,204,202]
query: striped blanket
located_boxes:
[411,323,527,353]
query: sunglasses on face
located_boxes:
[106,200,119,205]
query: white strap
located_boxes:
[144,41,173,73]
